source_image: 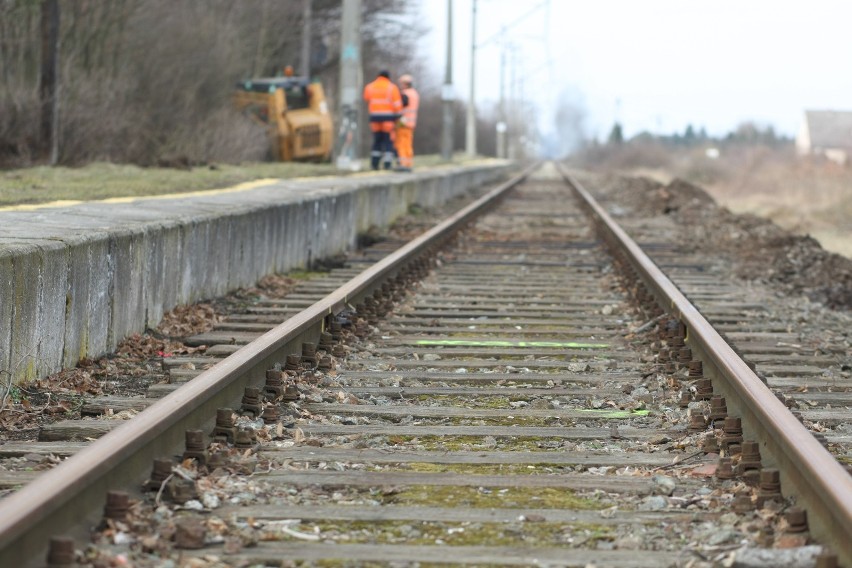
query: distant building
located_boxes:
[796,110,852,165]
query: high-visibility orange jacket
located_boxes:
[399,87,420,128]
[400,87,420,129]
[363,76,403,133]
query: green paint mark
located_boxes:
[414,339,610,349]
[578,409,650,418]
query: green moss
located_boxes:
[414,339,610,349]
[278,519,614,548]
[472,396,512,409]
[441,415,572,427]
[78,328,89,361]
[410,395,518,410]
[416,435,560,452]
[580,409,650,418]
[286,270,325,280]
[384,485,607,510]
[404,463,568,476]
[24,359,36,381]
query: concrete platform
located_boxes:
[0,162,511,383]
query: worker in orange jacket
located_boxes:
[394,74,420,172]
[363,70,403,170]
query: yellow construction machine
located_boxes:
[233,74,333,161]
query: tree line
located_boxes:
[605,121,791,147]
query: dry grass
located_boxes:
[702,150,852,258]
[582,144,852,258]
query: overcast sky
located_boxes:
[416,0,852,142]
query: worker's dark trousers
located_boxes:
[370,131,394,170]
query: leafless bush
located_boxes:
[578,139,674,171]
[0,2,41,167]
[0,84,40,168]
[674,148,729,185]
[57,73,136,163]
[198,108,269,164]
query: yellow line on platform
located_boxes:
[0,178,280,212]
[0,200,85,212]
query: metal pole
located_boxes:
[496,44,507,159]
[465,0,477,157]
[301,0,312,78]
[440,0,454,161]
[335,0,362,170]
[508,47,518,160]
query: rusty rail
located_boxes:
[0,163,538,567]
[557,164,852,565]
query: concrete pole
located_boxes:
[335,0,362,169]
[508,48,518,160]
[440,0,454,161]
[496,45,507,159]
[465,0,477,157]
[301,0,312,78]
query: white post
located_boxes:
[441,0,455,161]
[496,45,507,159]
[465,0,477,157]
[335,0,362,170]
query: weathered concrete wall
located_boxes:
[0,163,510,383]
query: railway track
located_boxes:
[0,163,849,567]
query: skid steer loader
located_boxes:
[233,74,333,162]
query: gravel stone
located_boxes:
[638,495,669,511]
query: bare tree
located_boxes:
[0,2,41,166]
[39,0,59,164]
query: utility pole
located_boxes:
[335,0,362,170]
[508,47,518,160]
[465,0,477,157]
[496,45,507,159]
[300,0,312,78]
[476,0,549,161]
[40,0,59,165]
[440,0,454,161]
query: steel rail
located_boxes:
[557,164,852,565]
[0,163,538,567]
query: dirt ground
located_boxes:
[602,145,852,259]
[577,171,852,311]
